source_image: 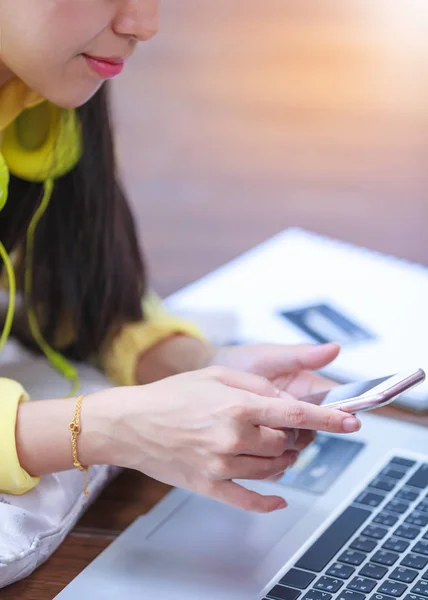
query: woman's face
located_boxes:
[0,0,159,108]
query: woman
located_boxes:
[0,0,360,516]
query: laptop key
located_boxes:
[347,577,377,594]
[407,465,428,490]
[390,568,419,584]
[395,525,421,540]
[369,595,395,600]
[417,503,428,514]
[374,513,399,527]
[336,590,366,600]
[370,478,397,493]
[382,467,408,480]
[403,595,427,600]
[424,531,428,541]
[383,538,410,553]
[301,591,333,600]
[357,492,386,508]
[423,571,428,581]
[391,458,416,469]
[372,550,400,566]
[339,550,367,567]
[386,500,411,515]
[267,585,302,600]
[314,577,343,593]
[362,525,389,540]
[359,563,388,580]
[406,512,428,528]
[397,489,420,503]
[327,564,355,580]
[411,582,428,597]
[280,569,317,590]
[377,580,408,597]
[413,542,428,557]
[296,507,371,573]
[401,554,428,570]
[351,538,378,553]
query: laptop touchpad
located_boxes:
[147,489,309,572]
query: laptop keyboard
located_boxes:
[263,456,428,600]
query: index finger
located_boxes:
[248,392,361,434]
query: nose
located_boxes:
[113,0,159,42]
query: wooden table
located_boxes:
[4,1,428,597]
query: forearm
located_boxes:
[15,336,213,477]
[16,394,109,477]
[135,334,214,385]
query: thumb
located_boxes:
[286,343,341,371]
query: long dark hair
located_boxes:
[0,83,146,360]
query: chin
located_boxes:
[45,80,103,109]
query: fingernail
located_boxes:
[343,417,361,433]
[274,499,288,510]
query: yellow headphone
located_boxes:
[0,152,8,210]
[0,101,83,394]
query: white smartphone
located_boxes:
[301,369,426,413]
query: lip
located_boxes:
[83,54,125,79]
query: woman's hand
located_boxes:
[85,366,359,513]
[210,342,339,398]
[210,342,340,462]
[135,340,341,485]
[137,336,338,400]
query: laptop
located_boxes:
[54,412,428,600]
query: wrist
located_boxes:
[78,389,122,467]
[16,396,108,477]
[15,389,133,478]
[80,386,152,471]
[135,334,215,384]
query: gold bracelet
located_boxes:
[69,394,89,497]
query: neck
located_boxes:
[0,60,14,89]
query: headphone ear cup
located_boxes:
[0,152,9,211]
[2,102,82,183]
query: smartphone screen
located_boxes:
[301,376,390,406]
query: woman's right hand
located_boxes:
[84,366,360,513]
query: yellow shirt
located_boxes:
[0,79,204,495]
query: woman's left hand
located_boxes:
[210,342,339,398]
